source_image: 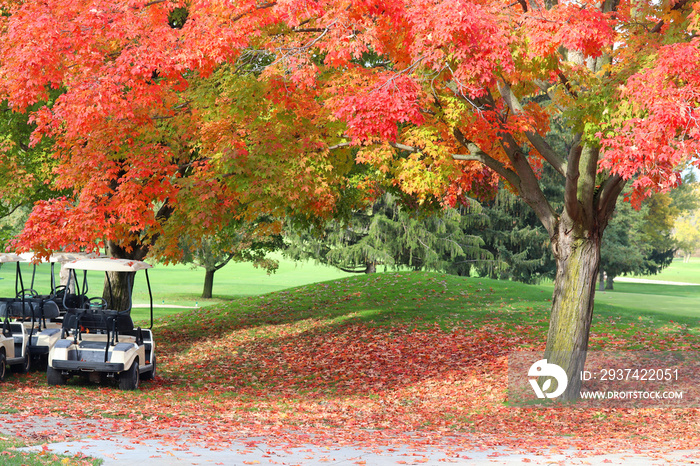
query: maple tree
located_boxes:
[271,0,700,400]
[244,0,699,399]
[2,0,700,400]
[0,0,347,305]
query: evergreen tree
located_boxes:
[284,193,492,274]
[471,186,558,284]
[599,202,649,290]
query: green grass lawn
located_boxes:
[3,256,700,326]
[629,257,700,284]
[0,255,353,320]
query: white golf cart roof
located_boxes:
[19,251,104,263]
[64,257,153,272]
[0,253,23,263]
[19,251,106,262]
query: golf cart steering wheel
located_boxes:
[86,297,108,310]
[17,289,39,298]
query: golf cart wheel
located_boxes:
[47,366,66,386]
[142,355,156,381]
[0,352,6,382]
[12,349,30,374]
[119,360,139,391]
[33,355,48,372]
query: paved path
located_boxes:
[614,277,700,286]
[18,437,700,465]
[1,414,698,465]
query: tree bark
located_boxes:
[104,239,148,311]
[202,268,215,299]
[605,275,614,290]
[104,270,136,311]
[544,222,601,401]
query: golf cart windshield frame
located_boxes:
[64,258,154,329]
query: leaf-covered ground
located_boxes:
[1,272,699,459]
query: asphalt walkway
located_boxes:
[1,414,697,465]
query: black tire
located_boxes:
[33,355,48,372]
[119,360,139,390]
[142,355,156,381]
[12,349,30,374]
[0,352,6,382]
[47,366,66,386]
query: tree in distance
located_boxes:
[284,191,492,274]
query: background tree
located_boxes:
[674,216,700,262]
[471,158,563,283]
[599,202,649,290]
[180,218,283,299]
[673,184,700,262]
[0,2,347,308]
[0,99,61,223]
[0,207,29,250]
[285,191,491,274]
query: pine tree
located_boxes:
[284,193,492,274]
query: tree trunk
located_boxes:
[364,261,377,274]
[202,268,215,299]
[544,223,601,401]
[104,239,148,312]
[598,267,605,292]
[104,270,135,311]
[605,274,614,290]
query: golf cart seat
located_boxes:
[63,309,134,334]
[0,299,60,320]
[61,293,87,310]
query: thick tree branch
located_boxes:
[388,141,422,153]
[565,138,583,222]
[452,88,558,235]
[650,0,692,33]
[212,253,236,272]
[497,81,567,176]
[596,174,626,227]
[328,142,352,150]
[451,128,522,192]
[577,145,600,227]
[498,132,558,235]
[558,71,578,99]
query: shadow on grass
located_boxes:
[152,273,551,396]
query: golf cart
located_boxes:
[47,257,156,390]
[16,252,99,366]
[0,253,40,377]
[19,251,99,318]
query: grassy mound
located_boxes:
[1,272,699,455]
